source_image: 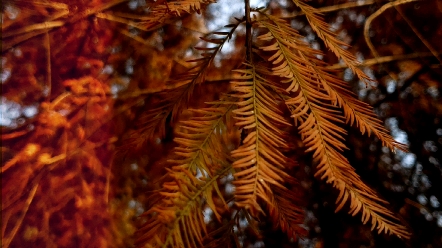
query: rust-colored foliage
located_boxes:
[2,1,119,247]
[2,0,441,247]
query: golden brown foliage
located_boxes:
[5,0,439,247]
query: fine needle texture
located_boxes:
[135,1,410,247]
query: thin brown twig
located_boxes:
[245,0,253,62]
[284,0,378,18]
[394,5,442,64]
[2,21,65,39]
[2,0,129,52]
[45,31,52,102]
[1,207,12,239]
[95,12,146,30]
[67,0,129,24]
[0,1,68,31]
[1,130,29,140]
[363,0,421,81]
[128,77,234,96]
[13,0,68,9]
[2,30,47,52]
[1,2,69,36]
[363,0,420,60]
[327,51,441,70]
[3,184,39,248]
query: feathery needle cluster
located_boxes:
[134,0,410,247]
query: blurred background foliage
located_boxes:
[1,0,441,247]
